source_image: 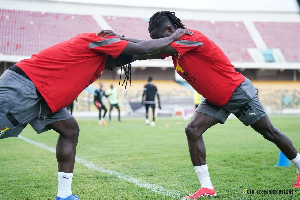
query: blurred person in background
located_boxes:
[94,82,108,125]
[142,76,161,126]
[106,84,121,122]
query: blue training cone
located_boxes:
[274,151,290,167]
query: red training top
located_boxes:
[164,29,245,106]
[17,33,129,112]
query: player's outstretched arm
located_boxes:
[121,28,192,56]
[132,45,178,61]
[98,29,180,59]
[98,30,145,43]
[133,54,163,61]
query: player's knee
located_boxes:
[65,121,80,140]
[185,123,202,141]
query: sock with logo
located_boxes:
[57,172,73,198]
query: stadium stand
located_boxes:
[103,16,151,40]
[254,22,300,62]
[182,20,256,62]
[253,81,300,113]
[0,9,100,56]
[0,8,299,115]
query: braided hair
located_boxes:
[148,11,185,33]
[105,54,133,89]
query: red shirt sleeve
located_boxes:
[170,30,203,56]
[89,35,129,58]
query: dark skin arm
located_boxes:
[133,54,163,61]
[122,28,190,55]
[97,29,184,56]
[142,90,146,105]
[157,93,161,109]
[98,30,145,43]
[121,37,145,43]
[132,45,177,61]
[103,91,108,98]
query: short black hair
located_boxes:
[148,76,153,82]
[148,11,185,33]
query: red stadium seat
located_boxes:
[254,22,300,62]
[182,20,256,62]
[0,9,101,56]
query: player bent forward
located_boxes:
[100,11,300,198]
[0,28,192,200]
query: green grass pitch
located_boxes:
[0,115,300,199]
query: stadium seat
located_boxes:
[253,81,300,113]
[254,22,300,62]
[0,9,101,56]
[182,20,256,62]
[103,16,151,40]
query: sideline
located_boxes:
[18,135,182,198]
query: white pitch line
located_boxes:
[18,135,182,198]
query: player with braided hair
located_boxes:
[148,11,185,33]
[149,11,300,198]
[102,10,300,198]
